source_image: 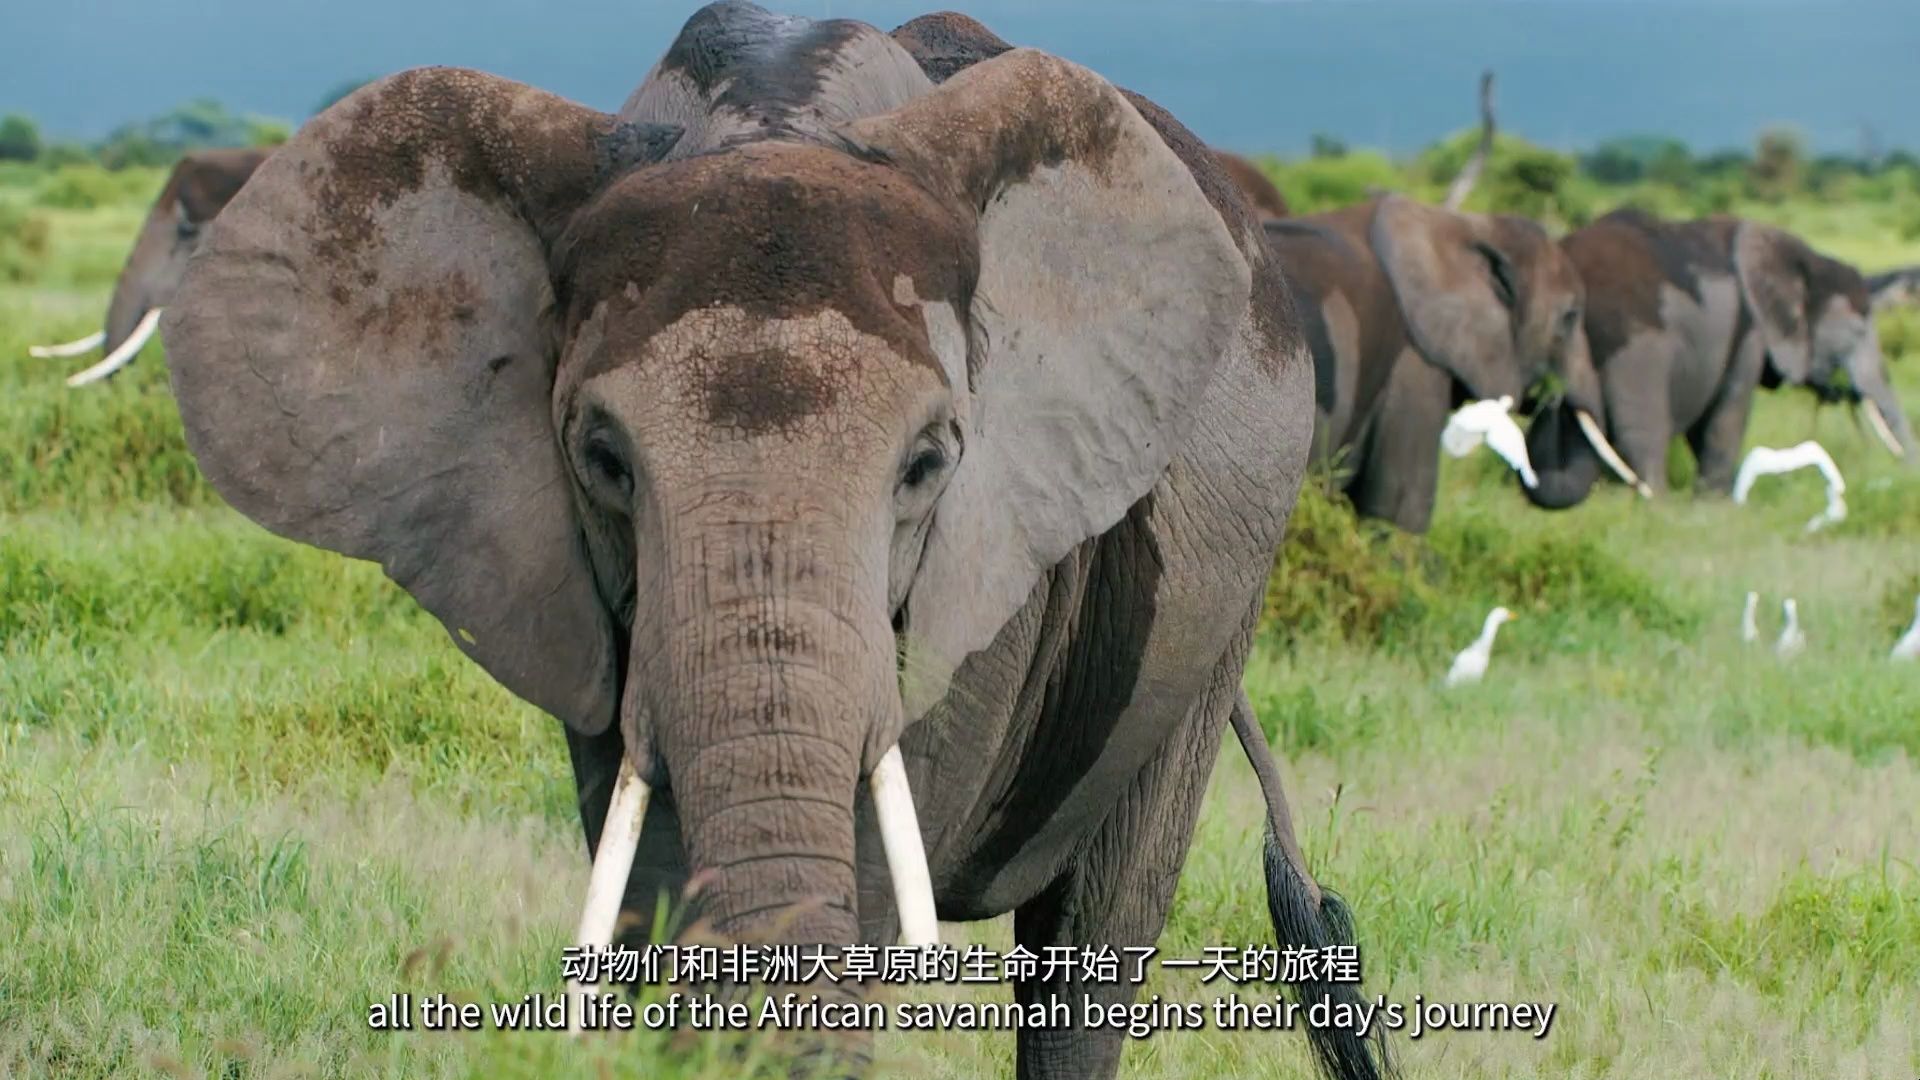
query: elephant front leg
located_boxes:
[1687,330,1766,495]
[1010,682,1231,1079]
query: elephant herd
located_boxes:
[1235,172,1914,534]
[19,4,1913,1079]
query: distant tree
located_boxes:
[1578,135,1693,187]
[0,113,42,162]
[1309,133,1348,159]
[96,99,293,168]
[1749,127,1805,201]
[313,78,375,117]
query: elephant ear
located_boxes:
[841,49,1251,717]
[172,149,266,227]
[162,68,681,735]
[1370,194,1523,400]
[1732,221,1813,383]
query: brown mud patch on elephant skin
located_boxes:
[889,12,1302,375]
[555,142,975,389]
[303,67,677,268]
[890,11,1013,85]
[700,346,842,438]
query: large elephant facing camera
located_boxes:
[27,147,265,386]
[1263,196,1646,533]
[1526,208,1917,507]
[161,4,1385,1079]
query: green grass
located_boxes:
[4,193,1920,1079]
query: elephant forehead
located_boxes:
[584,303,943,449]
[560,143,976,379]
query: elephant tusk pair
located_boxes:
[566,744,938,1035]
[1574,409,1654,498]
[28,330,106,359]
[1862,399,1906,459]
[64,308,164,388]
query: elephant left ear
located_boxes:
[1369,194,1524,401]
[1732,222,1813,383]
[172,149,267,226]
[840,48,1251,717]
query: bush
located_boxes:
[1262,481,1695,653]
[1265,151,1404,214]
[0,202,51,283]
[31,163,164,210]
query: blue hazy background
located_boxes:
[1,0,1914,155]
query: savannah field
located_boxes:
[2,154,1919,1079]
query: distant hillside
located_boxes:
[0,0,1913,155]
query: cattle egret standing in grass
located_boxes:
[1446,607,1516,687]
[1775,598,1806,658]
[1733,441,1848,532]
[1891,596,1920,662]
[1442,396,1538,488]
[1741,591,1760,644]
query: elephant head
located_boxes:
[1367,195,1638,505]
[29,147,266,386]
[160,13,1248,1013]
[1734,223,1916,459]
[1215,149,1290,219]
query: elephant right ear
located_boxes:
[840,49,1251,718]
[162,68,681,735]
[1369,194,1525,401]
[1732,222,1813,383]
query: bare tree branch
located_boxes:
[1443,70,1496,210]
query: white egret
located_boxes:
[1446,607,1517,687]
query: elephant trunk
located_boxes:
[102,216,167,357]
[1522,403,1603,509]
[641,497,902,1050]
[1848,327,1918,461]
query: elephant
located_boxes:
[1261,195,1646,533]
[1214,149,1291,219]
[159,4,1385,1079]
[1870,264,1920,311]
[26,147,266,387]
[1525,208,1917,507]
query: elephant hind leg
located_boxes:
[1231,691,1394,1080]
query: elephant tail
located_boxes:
[1231,693,1395,1080]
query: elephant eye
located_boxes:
[176,217,201,240]
[902,446,946,489]
[583,434,633,501]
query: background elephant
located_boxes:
[1527,209,1917,506]
[1263,195,1639,532]
[26,147,265,386]
[160,4,1382,1079]
[1215,149,1291,218]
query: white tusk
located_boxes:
[871,744,939,949]
[567,757,650,1035]
[1863,398,1905,458]
[29,331,105,359]
[1575,409,1654,498]
[66,308,162,388]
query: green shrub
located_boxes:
[31,163,163,210]
[1262,480,1695,655]
[1263,151,1405,214]
[0,202,50,283]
